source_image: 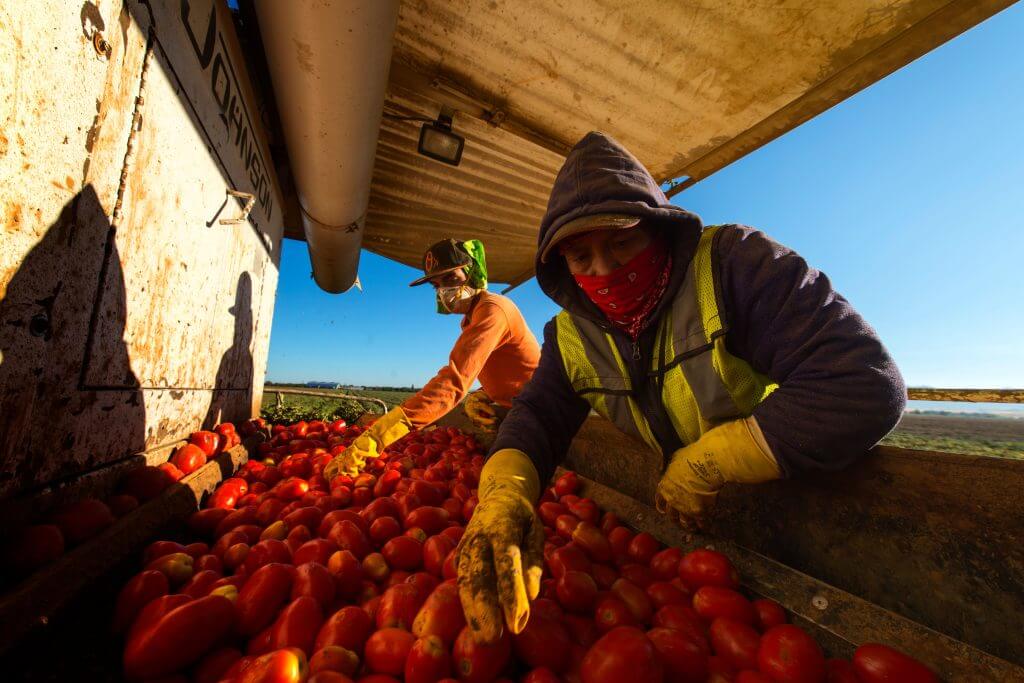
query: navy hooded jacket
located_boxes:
[491,132,906,483]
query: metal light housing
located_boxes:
[418,112,464,166]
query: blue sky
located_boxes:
[265,5,1023,410]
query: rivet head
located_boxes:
[93,31,111,58]
[812,595,829,611]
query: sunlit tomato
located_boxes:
[852,643,937,683]
[235,647,308,683]
[758,625,826,683]
[314,606,374,653]
[679,549,739,590]
[237,563,295,636]
[171,444,207,476]
[308,645,359,678]
[452,626,512,683]
[364,628,416,676]
[412,582,466,646]
[190,430,222,457]
[580,626,663,683]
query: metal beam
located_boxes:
[907,388,1024,404]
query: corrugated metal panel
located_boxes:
[302,0,1014,280]
[364,80,563,284]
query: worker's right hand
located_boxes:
[457,449,544,644]
[463,390,498,430]
[323,406,411,481]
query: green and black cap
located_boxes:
[409,239,473,287]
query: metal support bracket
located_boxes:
[219,189,256,225]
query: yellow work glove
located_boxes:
[463,389,498,430]
[655,417,781,530]
[457,449,544,644]
[323,406,411,481]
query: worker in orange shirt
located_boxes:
[324,239,540,479]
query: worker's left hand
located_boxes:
[463,390,498,430]
[655,417,782,530]
[323,406,411,481]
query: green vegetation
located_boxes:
[260,386,414,424]
[881,432,1024,459]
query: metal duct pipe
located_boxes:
[254,0,399,293]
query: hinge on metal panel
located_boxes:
[219,189,256,225]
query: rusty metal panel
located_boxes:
[0,1,283,500]
[563,418,1024,666]
[343,0,1014,277]
[907,387,1024,403]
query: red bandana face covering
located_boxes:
[573,238,672,340]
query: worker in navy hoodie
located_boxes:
[457,132,906,642]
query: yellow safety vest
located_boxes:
[555,225,777,453]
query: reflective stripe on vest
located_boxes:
[556,225,777,451]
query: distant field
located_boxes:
[883,412,1024,459]
[260,388,1024,459]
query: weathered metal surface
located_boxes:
[564,417,1024,666]
[0,1,282,499]
[0,435,259,657]
[907,387,1024,403]
[575,471,1024,681]
[272,0,1014,280]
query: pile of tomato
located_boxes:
[113,419,939,683]
[1,421,255,586]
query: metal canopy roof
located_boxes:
[283,0,1013,285]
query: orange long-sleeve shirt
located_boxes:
[401,291,540,428]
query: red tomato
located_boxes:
[555,514,581,539]
[370,517,403,547]
[284,506,325,533]
[523,668,562,683]
[423,535,457,578]
[556,570,599,613]
[653,605,709,644]
[752,599,787,632]
[293,539,339,567]
[308,645,359,678]
[595,595,638,632]
[269,596,324,655]
[607,526,633,559]
[563,613,599,648]
[513,613,571,672]
[693,586,756,625]
[646,581,689,610]
[737,671,774,683]
[158,461,185,483]
[377,583,424,630]
[757,625,826,683]
[852,643,937,683]
[193,647,242,683]
[123,595,235,679]
[571,522,613,563]
[600,511,621,534]
[591,563,619,590]
[292,562,337,608]
[146,552,195,585]
[553,471,579,497]
[187,508,229,540]
[627,533,661,565]
[329,550,365,599]
[235,647,309,683]
[277,477,311,501]
[547,544,591,579]
[314,606,374,653]
[190,430,222,457]
[567,498,599,524]
[365,628,416,675]
[452,626,512,683]
[405,635,453,683]
[328,520,372,560]
[647,626,711,683]
[611,578,654,623]
[580,626,664,683]
[5,524,64,574]
[382,535,424,571]
[237,563,295,636]
[172,444,208,476]
[412,582,466,646]
[679,549,739,590]
[244,539,293,574]
[51,498,115,544]
[710,618,761,671]
[538,502,568,527]
[112,570,169,633]
[650,548,684,580]
[363,552,391,583]
[403,507,450,535]
[120,466,170,502]
[181,569,222,599]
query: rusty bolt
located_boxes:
[811,594,829,611]
[488,109,507,126]
[93,31,112,58]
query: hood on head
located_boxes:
[535,131,703,323]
